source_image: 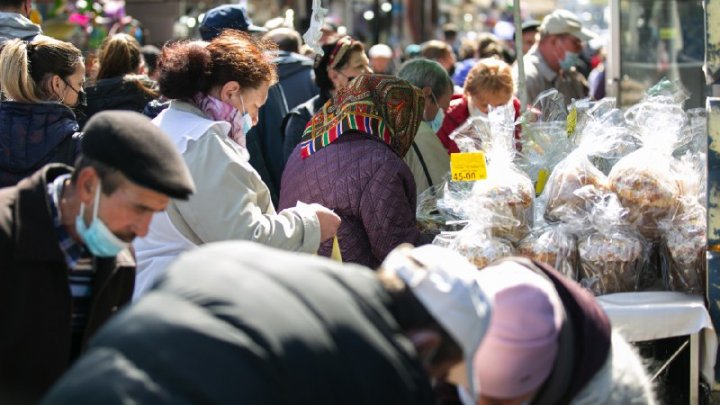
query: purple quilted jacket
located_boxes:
[279,132,423,269]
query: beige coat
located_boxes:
[165,101,321,251]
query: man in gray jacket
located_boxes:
[514,9,596,106]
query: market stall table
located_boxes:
[597,291,717,404]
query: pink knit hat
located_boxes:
[472,261,564,400]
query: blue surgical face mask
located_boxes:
[559,50,580,70]
[75,181,129,257]
[239,94,254,135]
[429,108,444,132]
[427,92,445,133]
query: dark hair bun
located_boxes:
[157,41,212,99]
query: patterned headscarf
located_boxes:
[300,74,424,159]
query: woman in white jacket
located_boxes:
[133,31,340,299]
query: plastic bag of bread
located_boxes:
[608,92,690,240]
[445,224,515,270]
[578,193,647,295]
[541,128,626,223]
[464,105,535,242]
[659,202,706,295]
[657,152,707,294]
[447,104,534,242]
[519,224,578,281]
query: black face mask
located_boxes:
[76,89,87,108]
[62,78,86,108]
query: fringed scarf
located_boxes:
[299,74,424,159]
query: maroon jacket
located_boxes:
[279,132,423,269]
[435,96,522,154]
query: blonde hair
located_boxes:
[463,57,514,99]
[0,37,83,103]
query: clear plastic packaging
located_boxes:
[519,88,568,125]
[577,193,648,296]
[608,85,690,240]
[658,149,707,295]
[518,224,578,280]
[465,105,535,242]
[519,121,573,189]
[445,224,515,270]
[659,202,706,295]
[416,180,470,234]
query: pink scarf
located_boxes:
[193,93,246,148]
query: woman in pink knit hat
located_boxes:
[467,258,656,405]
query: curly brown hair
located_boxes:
[157,30,278,100]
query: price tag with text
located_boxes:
[450,152,487,182]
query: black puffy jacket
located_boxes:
[81,75,157,128]
[44,242,436,405]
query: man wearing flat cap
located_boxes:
[0,110,194,403]
[514,9,597,106]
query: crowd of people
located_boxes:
[0,0,657,403]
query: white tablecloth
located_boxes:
[597,291,717,383]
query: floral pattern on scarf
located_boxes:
[193,93,247,148]
[299,74,424,159]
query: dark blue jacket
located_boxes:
[0,102,80,188]
[247,52,320,205]
[275,51,319,110]
[280,90,331,164]
[81,75,157,128]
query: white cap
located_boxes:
[382,244,491,395]
[539,9,597,41]
[369,43,393,59]
[493,20,515,41]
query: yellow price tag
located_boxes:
[535,168,550,195]
[566,107,577,137]
[450,152,487,182]
[330,236,342,262]
[659,27,675,40]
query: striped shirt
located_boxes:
[47,175,95,356]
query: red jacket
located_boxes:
[435,95,522,154]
